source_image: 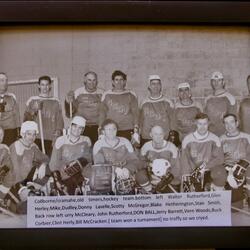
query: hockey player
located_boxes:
[140,125,181,191]
[139,75,174,145]
[220,113,250,209]
[24,75,64,156]
[93,119,144,194]
[0,121,50,214]
[0,126,12,188]
[0,73,20,146]
[99,70,139,141]
[8,121,49,186]
[173,82,202,141]
[181,113,224,191]
[65,71,103,144]
[239,75,250,134]
[50,116,92,194]
[204,71,237,136]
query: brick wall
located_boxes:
[0,25,249,110]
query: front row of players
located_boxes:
[0,113,250,214]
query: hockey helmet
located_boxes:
[21,121,39,135]
[71,116,86,127]
[151,159,171,177]
[226,159,249,189]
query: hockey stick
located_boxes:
[167,183,178,193]
[38,109,46,154]
[0,206,20,218]
[69,101,73,119]
[231,205,250,216]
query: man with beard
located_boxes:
[65,71,103,144]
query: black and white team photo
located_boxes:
[0,25,249,227]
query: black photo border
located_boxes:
[0,1,250,249]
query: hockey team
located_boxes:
[0,70,249,215]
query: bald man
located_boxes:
[140,125,180,184]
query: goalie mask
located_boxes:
[226,159,249,189]
[151,159,171,177]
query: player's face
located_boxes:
[211,79,224,91]
[196,118,209,135]
[178,87,191,101]
[0,129,4,143]
[151,126,165,144]
[23,130,37,146]
[70,124,83,138]
[112,75,126,91]
[148,80,161,96]
[103,123,117,140]
[0,74,8,94]
[84,73,97,91]
[39,80,51,95]
[224,116,238,135]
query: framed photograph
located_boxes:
[0,1,250,249]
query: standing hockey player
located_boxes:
[173,82,202,141]
[99,70,139,141]
[50,116,92,194]
[181,113,224,191]
[24,75,64,156]
[0,73,20,146]
[220,113,250,209]
[140,75,174,145]
[0,126,13,188]
[239,75,250,134]
[204,71,237,136]
[65,71,103,144]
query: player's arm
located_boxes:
[206,142,224,170]
[130,93,139,128]
[180,145,196,175]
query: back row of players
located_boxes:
[0,70,250,213]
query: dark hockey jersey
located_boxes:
[24,96,64,141]
[99,90,139,130]
[204,91,236,136]
[140,95,174,140]
[65,86,103,125]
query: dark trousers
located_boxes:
[117,129,133,141]
[83,125,99,145]
[35,138,53,157]
[3,128,19,146]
